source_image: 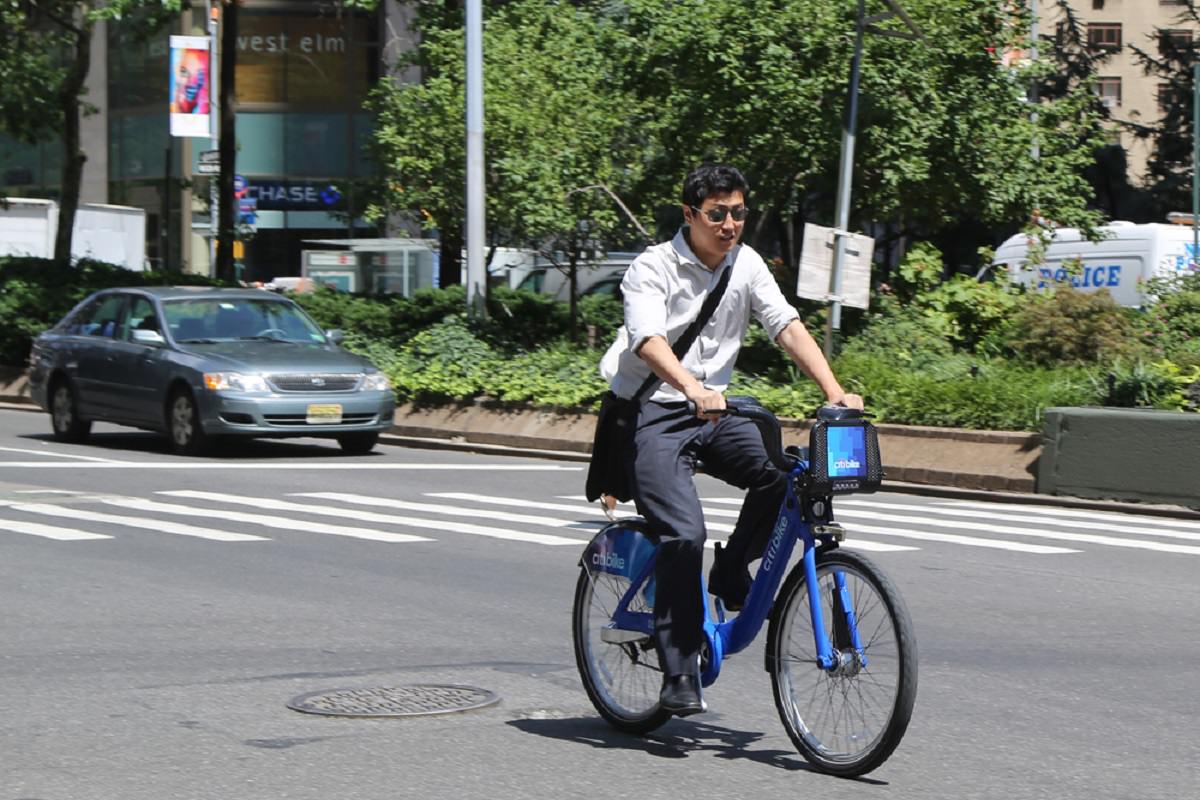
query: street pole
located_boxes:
[1193,61,1198,266]
[207,0,218,275]
[216,0,237,283]
[465,0,487,319]
[1030,0,1039,161]
[823,0,866,359]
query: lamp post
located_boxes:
[1193,61,1199,267]
[822,0,923,357]
[465,0,487,319]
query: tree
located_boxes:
[618,0,1108,273]
[1128,0,1200,220]
[0,1,183,266]
[367,0,651,336]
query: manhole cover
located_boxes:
[286,684,499,718]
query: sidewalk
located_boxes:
[4,371,1196,520]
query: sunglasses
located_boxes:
[691,204,750,223]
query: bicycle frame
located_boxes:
[601,456,862,688]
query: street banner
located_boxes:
[169,36,211,137]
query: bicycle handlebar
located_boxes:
[685,396,864,472]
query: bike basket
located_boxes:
[806,418,882,495]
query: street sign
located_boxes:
[195,162,220,175]
[796,222,873,310]
[198,149,220,163]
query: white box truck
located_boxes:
[0,198,147,270]
[994,222,1199,307]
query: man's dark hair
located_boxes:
[681,164,749,207]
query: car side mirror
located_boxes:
[325,329,345,345]
[132,329,166,346]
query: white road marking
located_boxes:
[0,446,122,462]
[835,508,1200,554]
[435,493,913,552]
[0,461,581,470]
[162,491,582,546]
[0,518,111,541]
[914,498,1200,536]
[294,492,585,527]
[14,502,268,542]
[97,496,431,543]
[840,521,1079,554]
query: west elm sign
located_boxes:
[244,181,344,211]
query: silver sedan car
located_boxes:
[28,286,396,455]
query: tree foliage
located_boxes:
[0,0,184,264]
[366,0,1107,284]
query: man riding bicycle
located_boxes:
[599,164,864,716]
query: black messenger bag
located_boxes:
[584,262,732,503]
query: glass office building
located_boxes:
[3,0,394,282]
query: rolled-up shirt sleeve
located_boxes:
[749,259,800,340]
[622,259,669,354]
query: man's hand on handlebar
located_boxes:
[829,392,865,411]
[685,385,726,420]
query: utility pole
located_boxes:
[822,0,922,357]
[464,0,487,318]
[1193,61,1199,266]
[216,0,237,283]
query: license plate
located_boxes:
[305,403,343,425]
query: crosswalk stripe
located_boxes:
[293,493,588,528]
[106,496,430,543]
[838,498,1200,542]
[439,492,913,552]
[836,508,1200,554]
[844,522,1080,554]
[163,491,583,546]
[15,502,268,542]
[923,498,1200,536]
[0,517,111,541]
[841,521,1079,553]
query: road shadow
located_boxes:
[21,431,370,459]
[507,716,888,784]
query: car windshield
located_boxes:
[162,297,326,343]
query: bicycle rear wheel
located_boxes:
[572,565,671,734]
[766,549,917,777]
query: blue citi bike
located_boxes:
[572,399,918,777]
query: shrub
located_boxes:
[0,256,218,365]
[386,316,500,402]
[1005,286,1143,366]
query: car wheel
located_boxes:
[50,380,92,443]
[337,431,379,455]
[167,388,210,456]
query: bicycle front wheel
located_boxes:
[766,549,918,777]
[572,565,671,734]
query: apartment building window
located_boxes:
[1092,0,1103,8]
[1096,77,1122,108]
[1161,30,1193,54]
[1159,83,1186,112]
[1088,22,1122,50]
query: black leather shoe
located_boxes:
[659,674,706,717]
[708,542,751,611]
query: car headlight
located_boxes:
[360,372,391,391]
[204,372,269,393]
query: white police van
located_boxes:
[994,222,1198,307]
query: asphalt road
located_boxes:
[1,407,1197,800]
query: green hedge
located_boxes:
[5,254,1198,432]
[0,256,219,365]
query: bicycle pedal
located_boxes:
[600,624,649,644]
[813,523,845,541]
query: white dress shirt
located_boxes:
[601,228,799,402]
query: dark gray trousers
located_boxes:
[630,401,787,678]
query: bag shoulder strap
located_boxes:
[631,259,733,402]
